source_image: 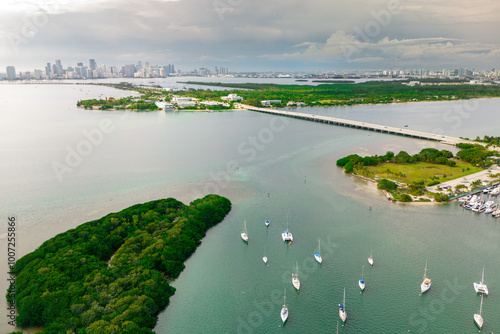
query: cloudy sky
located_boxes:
[0,0,499,72]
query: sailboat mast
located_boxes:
[361,265,364,279]
[481,267,485,284]
[479,294,483,315]
[343,287,346,305]
[423,260,428,279]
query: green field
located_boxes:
[367,161,483,184]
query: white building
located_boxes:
[155,101,174,110]
[261,100,281,106]
[177,101,197,108]
[171,96,197,103]
[200,101,224,106]
[221,94,243,101]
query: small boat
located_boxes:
[280,288,288,324]
[241,220,248,243]
[474,294,484,329]
[368,251,374,266]
[263,256,268,264]
[292,262,300,291]
[421,260,431,294]
[265,220,270,227]
[339,287,347,323]
[473,267,489,295]
[314,239,322,264]
[359,265,365,290]
[282,215,293,242]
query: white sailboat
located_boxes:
[280,288,288,324]
[474,294,484,329]
[339,287,347,323]
[265,220,270,227]
[421,260,431,294]
[282,215,293,242]
[241,220,248,243]
[473,267,489,295]
[368,250,374,266]
[359,265,365,290]
[314,239,322,263]
[292,261,300,291]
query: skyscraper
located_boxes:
[89,59,97,70]
[45,63,51,77]
[6,66,16,80]
[55,60,63,77]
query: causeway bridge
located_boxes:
[240,104,482,147]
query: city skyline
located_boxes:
[1,57,498,81]
[0,0,499,72]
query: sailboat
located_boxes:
[282,215,293,242]
[241,220,248,243]
[368,250,374,266]
[474,294,484,329]
[265,220,270,227]
[359,265,365,290]
[339,287,347,323]
[421,260,431,293]
[473,267,489,295]
[292,261,300,291]
[314,239,322,263]
[280,288,288,324]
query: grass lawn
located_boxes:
[366,161,483,184]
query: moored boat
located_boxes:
[473,267,488,295]
[421,260,431,294]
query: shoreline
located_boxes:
[348,172,442,204]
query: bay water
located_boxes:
[1,82,499,333]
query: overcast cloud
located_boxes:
[0,0,499,71]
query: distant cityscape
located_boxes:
[0,59,499,81]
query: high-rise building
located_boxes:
[54,60,63,77]
[122,64,136,77]
[89,59,97,70]
[45,63,51,77]
[6,66,16,80]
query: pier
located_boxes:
[240,104,482,147]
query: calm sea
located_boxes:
[1,81,499,333]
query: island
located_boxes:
[76,79,500,111]
[6,194,231,334]
[337,143,500,202]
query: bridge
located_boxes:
[239,104,482,147]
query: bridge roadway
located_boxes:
[239,104,482,147]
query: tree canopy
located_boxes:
[7,195,231,334]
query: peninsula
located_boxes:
[7,194,231,333]
[337,144,500,202]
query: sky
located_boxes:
[0,0,499,72]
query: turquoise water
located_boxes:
[0,83,499,333]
